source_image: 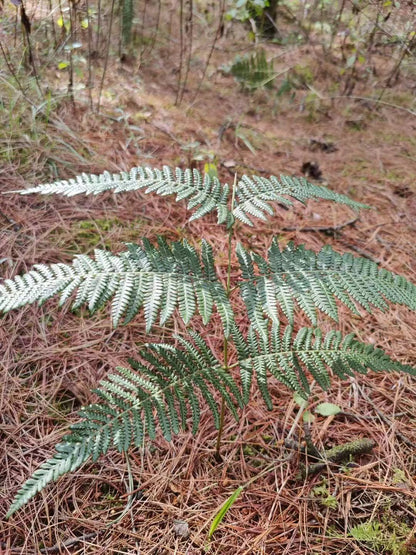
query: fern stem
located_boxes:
[215,175,237,457]
[215,343,227,457]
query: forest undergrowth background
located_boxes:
[1,1,416,553]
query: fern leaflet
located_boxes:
[230,49,276,90]
[10,165,232,225]
[233,324,416,407]
[0,237,235,334]
[232,174,369,226]
[237,239,416,328]
[6,333,243,517]
[9,166,369,229]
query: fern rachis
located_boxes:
[2,164,415,518]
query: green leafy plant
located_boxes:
[230,49,277,90]
[349,518,412,555]
[2,164,416,517]
[226,0,270,24]
[226,0,279,39]
[121,0,134,50]
[312,480,338,510]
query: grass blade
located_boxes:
[208,485,244,539]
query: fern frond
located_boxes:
[237,240,416,328]
[9,167,368,229]
[232,174,369,226]
[6,333,243,517]
[230,49,276,90]
[233,324,416,407]
[10,165,232,225]
[0,237,235,334]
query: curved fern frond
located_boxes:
[232,174,369,226]
[233,324,416,407]
[10,165,232,225]
[237,240,416,328]
[6,333,243,517]
[9,167,368,229]
[0,237,235,334]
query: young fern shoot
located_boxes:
[2,164,415,517]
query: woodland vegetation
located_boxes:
[1,1,416,553]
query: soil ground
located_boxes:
[1,3,416,553]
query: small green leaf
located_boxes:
[346,54,357,68]
[58,61,69,70]
[208,486,244,539]
[293,392,308,407]
[302,410,315,423]
[204,163,218,179]
[315,402,341,416]
[56,16,71,32]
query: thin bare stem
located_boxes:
[97,0,116,113]
[177,0,193,105]
[215,175,237,457]
[86,0,94,109]
[175,0,184,105]
[190,0,225,106]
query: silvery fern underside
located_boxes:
[6,324,414,516]
[2,239,414,337]
[0,237,233,333]
[10,164,368,226]
[237,239,416,330]
[2,164,415,517]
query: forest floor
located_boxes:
[1,9,416,554]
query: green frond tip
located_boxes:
[7,333,243,517]
[237,240,416,328]
[6,440,93,518]
[0,237,235,335]
[232,174,370,226]
[8,165,232,225]
[234,324,416,408]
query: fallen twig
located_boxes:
[1,532,100,554]
[282,216,359,234]
[39,532,99,554]
[336,474,416,498]
[285,437,376,478]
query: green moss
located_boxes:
[312,480,338,510]
[349,517,412,555]
[391,468,407,485]
[51,217,145,255]
[48,393,78,421]
[242,445,256,457]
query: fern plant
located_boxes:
[2,164,416,517]
[230,49,276,90]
